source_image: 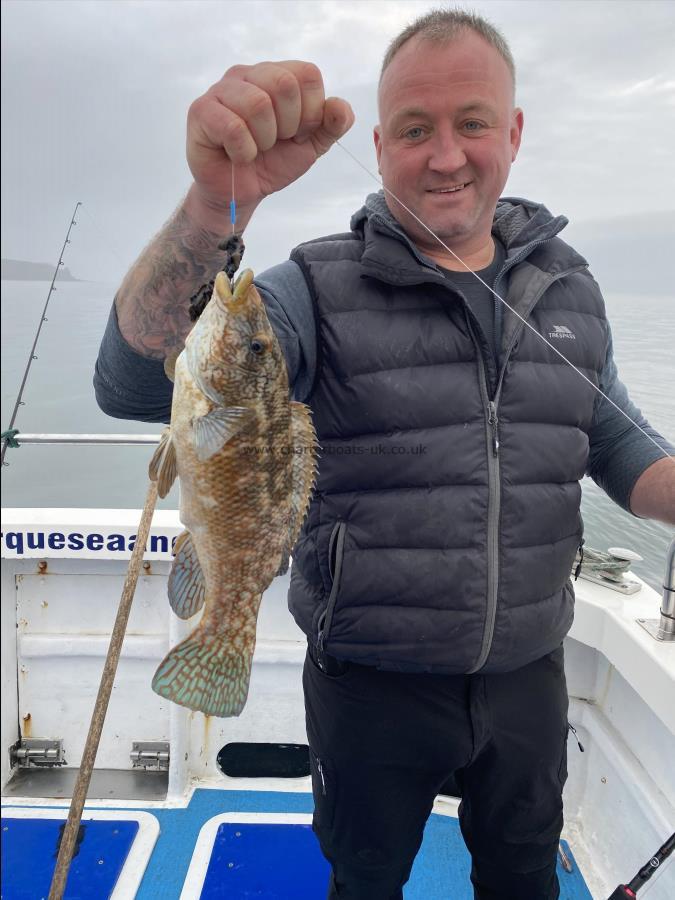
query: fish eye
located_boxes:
[250,338,265,355]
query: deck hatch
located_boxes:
[200,821,329,898]
[179,813,329,900]
[1,807,159,899]
[1,815,138,899]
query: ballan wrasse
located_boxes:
[149,244,317,717]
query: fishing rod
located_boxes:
[607,832,674,898]
[1,201,82,467]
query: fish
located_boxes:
[148,256,317,718]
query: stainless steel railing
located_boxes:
[7,433,161,446]
[7,434,675,642]
[660,538,675,639]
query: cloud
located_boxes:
[609,76,675,99]
[1,0,674,286]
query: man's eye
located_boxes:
[464,121,484,132]
[404,126,425,139]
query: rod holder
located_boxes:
[638,538,675,642]
[659,538,675,636]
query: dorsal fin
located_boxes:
[277,401,319,575]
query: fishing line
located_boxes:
[335,139,672,464]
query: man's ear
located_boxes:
[374,125,383,172]
[511,108,524,162]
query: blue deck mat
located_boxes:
[197,823,590,900]
[1,816,139,900]
[198,823,591,899]
[132,790,592,899]
[201,822,330,898]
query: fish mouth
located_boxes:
[214,269,257,314]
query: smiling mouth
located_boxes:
[427,182,471,194]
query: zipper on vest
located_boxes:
[488,400,499,455]
[317,520,347,670]
[468,262,591,672]
[467,340,502,674]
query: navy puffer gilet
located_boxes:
[288,197,609,674]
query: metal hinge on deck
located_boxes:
[130,741,170,771]
[9,738,67,769]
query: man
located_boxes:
[95,8,674,899]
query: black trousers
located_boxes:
[303,643,569,900]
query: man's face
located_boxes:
[374,32,523,261]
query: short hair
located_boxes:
[380,7,516,96]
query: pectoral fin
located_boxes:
[149,427,178,498]
[193,407,254,461]
[169,530,206,619]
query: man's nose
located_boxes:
[427,129,467,172]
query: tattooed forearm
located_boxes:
[115,201,232,359]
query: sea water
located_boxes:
[1,279,673,590]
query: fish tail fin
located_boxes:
[152,629,253,718]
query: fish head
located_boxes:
[184,268,288,405]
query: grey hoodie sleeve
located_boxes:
[93,260,317,423]
[93,304,174,423]
[586,328,673,512]
[254,260,316,401]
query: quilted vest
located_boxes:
[288,198,609,674]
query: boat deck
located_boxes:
[2,513,674,898]
[2,787,593,899]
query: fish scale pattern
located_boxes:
[150,270,317,717]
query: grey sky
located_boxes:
[1,0,674,289]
